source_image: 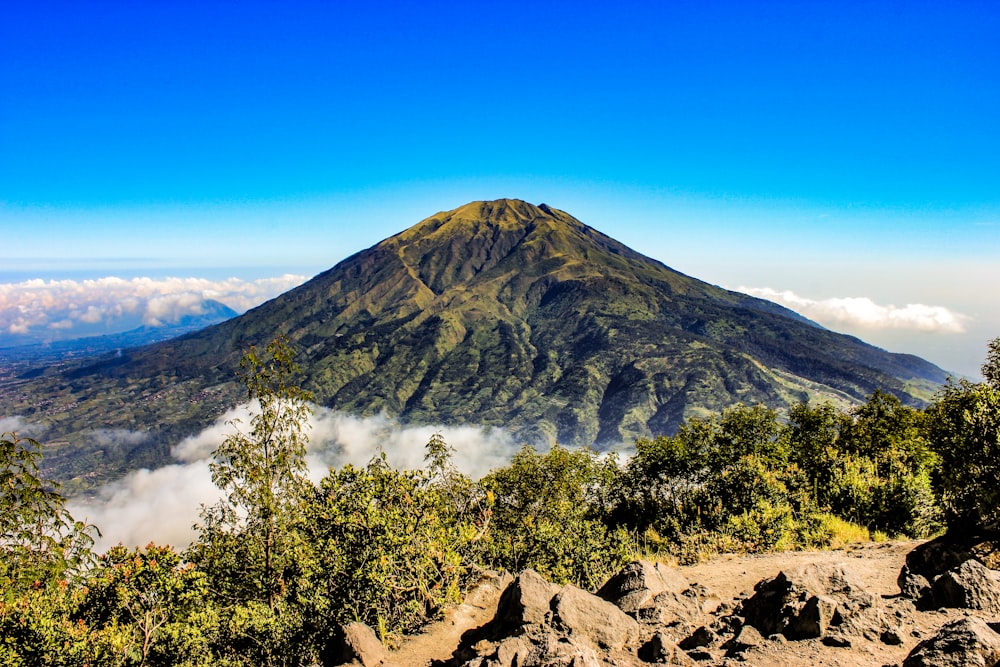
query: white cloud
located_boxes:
[739,286,969,333]
[0,274,307,341]
[0,416,49,438]
[74,404,522,551]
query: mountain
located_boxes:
[0,199,948,488]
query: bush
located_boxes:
[480,445,631,589]
[926,378,1000,532]
[299,452,487,642]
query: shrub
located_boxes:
[480,445,631,589]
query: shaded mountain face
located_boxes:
[0,199,948,486]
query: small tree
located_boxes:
[982,336,1000,387]
[927,378,1000,534]
[1,432,94,589]
[481,445,629,588]
[190,337,313,624]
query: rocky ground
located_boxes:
[333,537,1000,667]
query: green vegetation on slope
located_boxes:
[0,199,949,490]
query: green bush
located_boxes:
[926,378,1000,532]
[299,451,487,642]
[480,445,631,589]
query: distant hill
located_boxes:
[0,299,238,366]
[0,199,948,488]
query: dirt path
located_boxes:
[390,572,511,667]
[680,539,923,602]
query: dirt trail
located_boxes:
[390,572,512,667]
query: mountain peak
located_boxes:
[3,200,949,486]
[390,199,574,244]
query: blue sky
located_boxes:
[1,0,998,377]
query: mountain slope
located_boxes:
[0,199,948,486]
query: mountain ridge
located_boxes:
[0,199,948,487]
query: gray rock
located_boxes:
[551,584,641,650]
[326,622,388,667]
[785,594,838,640]
[739,571,794,637]
[881,628,905,646]
[495,570,560,630]
[898,564,932,602]
[597,560,689,614]
[931,559,1000,614]
[738,563,871,641]
[519,634,602,667]
[821,634,852,648]
[903,538,977,583]
[494,637,532,667]
[678,626,716,650]
[635,589,709,632]
[902,617,1000,667]
[638,631,696,665]
[723,625,765,656]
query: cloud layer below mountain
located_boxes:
[739,286,969,333]
[0,275,307,343]
[68,404,520,551]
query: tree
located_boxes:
[188,336,315,666]
[480,445,629,588]
[1,432,97,666]
[983,336,1000,387]
[79,543,210,667]
[1,431,94,590]
[926,377,1000,533]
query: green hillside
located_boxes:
[0,199,948,487]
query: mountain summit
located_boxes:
[2,199,947,484]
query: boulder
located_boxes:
[738,564,869,641]
[551,584,641,650]
[931,559,1000,614]
[325,622,388,667]
[902,537,977,586]
[493,636,532,667]
[722,625,765,656]
[634,589,710,635]
[903,617,1000,667]
[597,560,689,614]
[517,634,603,667]
[495,570,560,631]
[638,631,696,665]
[898,564,933,603]
[784,594,838,640]
[677,626,715,650]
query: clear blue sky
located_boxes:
[1,0,998,377]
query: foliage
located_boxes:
[616,405,810,554]
[199,335,313,608]
[1,432,95,591]
[788,392,941,538]
[184,336,316,666]
[480,445,631,589]
[926,377,1000,532]
[78,543,212,667]
[982,336,1000,387]
[617,396,942,563]
[299,448,488,644]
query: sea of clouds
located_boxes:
[62,406,522,551]
[0,275,307,344]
